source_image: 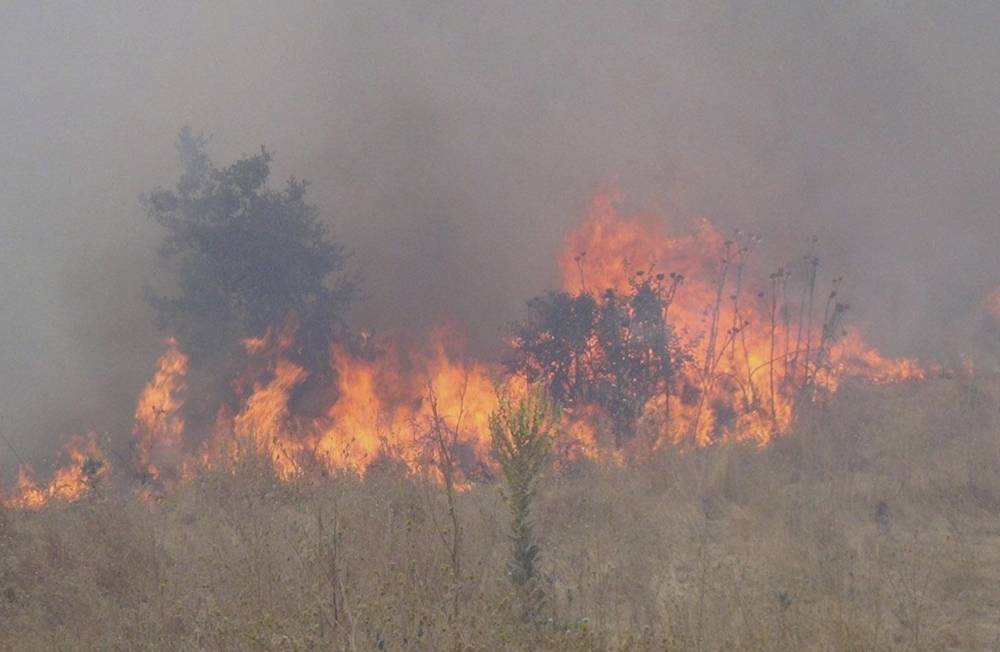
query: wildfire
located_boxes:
[2,191,932,508]
[823,327,927,390]
[560,191,723,301]
[558,191,924,445]
[1,432,108,510]
[156,323,501,484]
[132,337,188,480]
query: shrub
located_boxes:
[489,385,558,622]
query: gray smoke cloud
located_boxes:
[2,2,999,456]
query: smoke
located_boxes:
[2,2,999,454]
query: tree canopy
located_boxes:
[144,128,357,367]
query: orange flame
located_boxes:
[2,432,108,510]
[204,356,310,480]
[822,327,926,391]
[558,191,924,445]
[159,192,926,482]
[4,191,935,509]
[132,337,188,480]
[189,325,501,482]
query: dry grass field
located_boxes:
[1,375,999,651]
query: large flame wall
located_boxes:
[2,194,934,508]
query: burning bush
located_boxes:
[510,192,923,447]
[508,270,684,447]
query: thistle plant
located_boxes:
[489,385,557,622]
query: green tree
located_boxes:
[143,128,357,367]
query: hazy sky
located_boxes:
[2,1,999,452]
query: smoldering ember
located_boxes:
[2,4,1000,650]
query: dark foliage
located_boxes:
[143,128,358,368]
[508,272,684,446]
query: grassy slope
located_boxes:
[1,376,998,650]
